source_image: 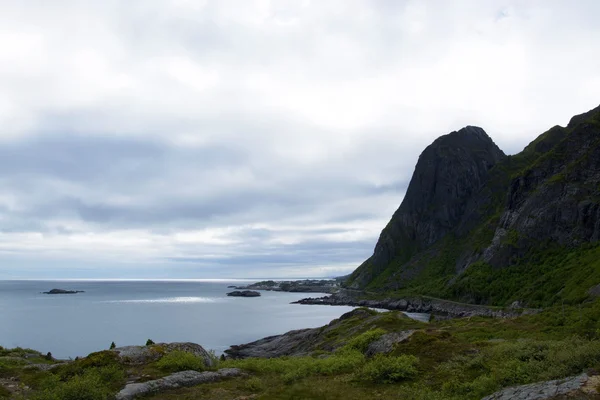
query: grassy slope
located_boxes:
[4,303,600,400]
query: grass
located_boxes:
[3,303,600,399]
[155,350,207,373]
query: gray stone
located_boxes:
[112,342,215,367]
[115,368,243,400]
[365,330,415,357]
[481,373,600,400]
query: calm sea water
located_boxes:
[0,280,357,359]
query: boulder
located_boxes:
[482,373,600,400]
[115,368,243,400]
[112,342,215,367]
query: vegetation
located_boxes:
[4,303,600,399]
[155,350,207,373]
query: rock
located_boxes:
[365,331,415,357]
[510,300,524,309]
[226,290,261,297]
[481,373,600,399]
[226,308,412,359]
[42,289,85,294]
[115,368,243,400]
[112,342,215,367]
[293,293,540,319]
[226,328,319,359]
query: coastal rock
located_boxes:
[293,293,540,319]
[225,308,414,359]
[234,279,339,294]
[226,328,319,358]
[112,342,215,367]
[226,290,261,297]
[115,368,243,400]
[42,289,85,294]
[481,373,600,400]
[365,331,415,357]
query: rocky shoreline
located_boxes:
[293,292,540,319]
[233,279,340,294]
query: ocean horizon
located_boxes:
[0,279,354,359]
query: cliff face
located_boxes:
[483,109,600,268]
[348,126,505,289]
[346,104,600,299]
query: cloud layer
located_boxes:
[0,0,599,278]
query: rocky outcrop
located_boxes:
[365,331,415,357]
[481,373,600,400]
[115,368,243,400]
[42,289,84,294]
[226,290,261,297]
[293,293,539,319]
[225,308,407,359]
[112,342,215,367]
[347,126,505,289]
[225,328,321,359]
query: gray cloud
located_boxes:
[0,0,598,278]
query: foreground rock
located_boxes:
[294,292,540,319]
[42,288,85,294]
[111,342,215,367]
[482,373,600,399]
[115,368,243,400]
[227,290,261,297]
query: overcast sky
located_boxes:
[0,0,598,279]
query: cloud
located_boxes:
[0,0,598,278]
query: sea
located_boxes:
[0,280,427,359]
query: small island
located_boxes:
[226,290,261,297]
[42,289,85,294]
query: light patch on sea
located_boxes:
[100,296,222,304]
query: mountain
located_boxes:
[345,104,600,307]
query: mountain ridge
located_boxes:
[345,103,600,307]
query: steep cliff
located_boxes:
[345,104,600,307]
[347,126,505,289]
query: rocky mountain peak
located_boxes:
[347,126,505,289]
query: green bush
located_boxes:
[155,350,206,372]
[341,328,386,353]
[224,350,365,383]
[243,376,265,392]
[145,339,155,346]
[355,354,419,383]
[30,367,122,400]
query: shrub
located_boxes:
[109,342,116,350]
[341,328,386,353]
[243,376,265,392]
[145,339,155,346]
[155,351,206,372]
[355,354,419,383]
[223,350,365,383]
[30,367,123,400]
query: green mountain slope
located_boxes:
[345,104,600,308]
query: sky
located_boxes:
[0,0,599,279]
